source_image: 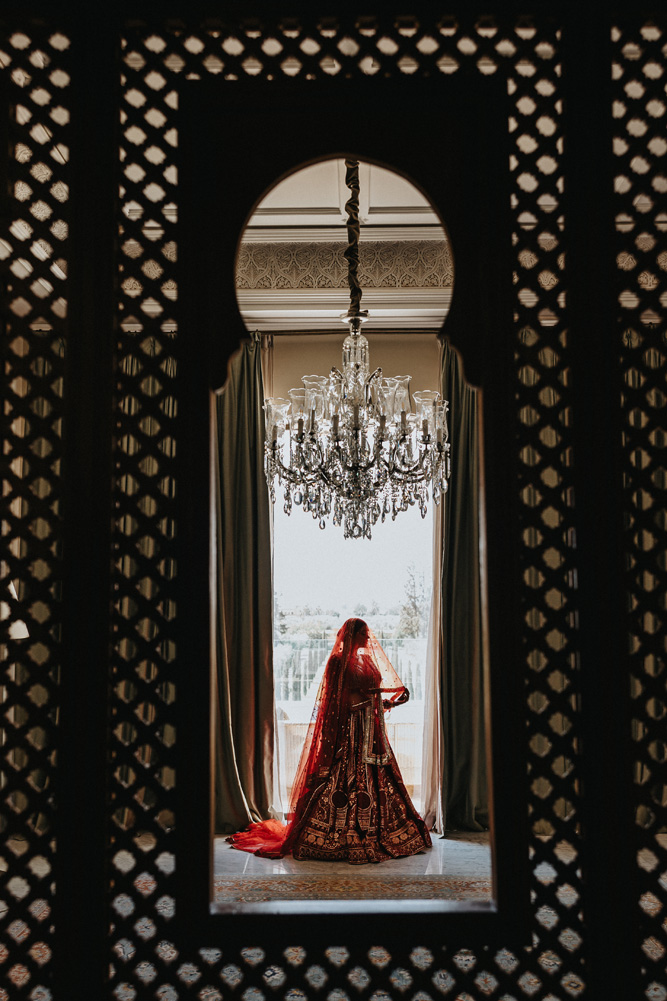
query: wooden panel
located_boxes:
[5,8,663,1001]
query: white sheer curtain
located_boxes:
[421,504,444,832]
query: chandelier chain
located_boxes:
[343,159,363,317]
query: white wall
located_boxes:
[272,332,441,400]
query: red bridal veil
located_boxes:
[227,617,425,860]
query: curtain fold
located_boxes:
[214,332,275,834]
[421,505,445,831]
[423,338,488,832]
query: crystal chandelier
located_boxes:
[263,160,451,540]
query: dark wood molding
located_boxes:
[561,8,640,997]
[52,16,119,1001]
[176,68,528,950]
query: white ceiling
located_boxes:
[238,158,452,332]
[245,159,444,237]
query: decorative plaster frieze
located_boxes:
[235,240,453,291]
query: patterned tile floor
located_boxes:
[214,830,491,879]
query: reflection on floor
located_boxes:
[213,831,492,902]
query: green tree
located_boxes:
[397,564,426,638]
[414,662,423,700]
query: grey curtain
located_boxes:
[435,338,488,831]
[214,332,275,834]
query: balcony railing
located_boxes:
[276,716,424,811]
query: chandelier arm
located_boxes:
[332,441,380,475]
[277,436,346,485]
[268,441,326,484]
[295,436,329,477]
[274,459,331,490]
[270,437,444,484]
[301,450,328,478]
[268,446,303,486]
[365,367,382,406]
[319,451,360,492]
[390,444,449,484]
[386,441,432,478]
[306,435,387,489]
[389,469,432,485]
[311,466,345,491]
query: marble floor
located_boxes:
[214,830,491,880]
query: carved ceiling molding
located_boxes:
[244,224,447,243]
[235,240,454,291]
[236,287,452,332]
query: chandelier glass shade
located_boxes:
[263,160,451,540]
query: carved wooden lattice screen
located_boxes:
[1,10,665,1001]
[612,20,667,1000]
[112,14,586,999]
[1,25,70,1000]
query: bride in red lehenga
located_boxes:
[228,617,431,865]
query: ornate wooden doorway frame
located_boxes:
[175,71,528,950]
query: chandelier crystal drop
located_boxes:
[263,160,451,540]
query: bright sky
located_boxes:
[273,500,434,614]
